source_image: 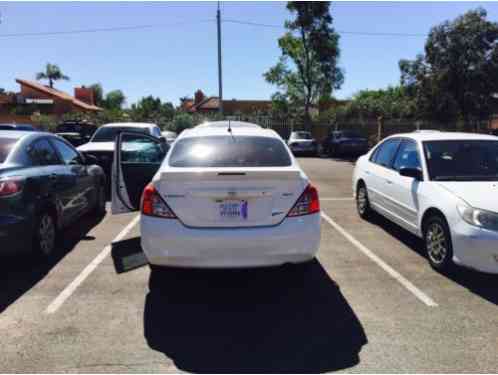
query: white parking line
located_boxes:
[321,212,438,307]
[45,215,140,315]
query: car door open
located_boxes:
[111,132,167,214]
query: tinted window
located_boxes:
[393,140,421,171]
[121,134,165,163]
[0,138,19,163]
[91,127,148,142]
[29,139,60,166]
[169,136,292,168]
[373,139,401,167]
[51,139,81,165]
[291,132,312,139]
[0,125,15,130]
[423,140,498,181]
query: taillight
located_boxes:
[0,178,23,197]
[287,184,320,217]
[140,183,177,219]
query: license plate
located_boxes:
[219,200,248,219]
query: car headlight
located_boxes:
[457,204,498,231]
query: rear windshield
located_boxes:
[169,136,292,168]
[291,132,312,139]
[91,127,149,142]
[0,138,19,163]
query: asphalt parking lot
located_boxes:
[1,157,497,373]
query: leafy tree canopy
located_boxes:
[399,8,498,127]
[264,1,343,126]
[36,63,70,88]
[104,90,126,110]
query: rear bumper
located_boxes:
[141,213,321,268]
[0,215,33,255]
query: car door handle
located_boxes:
[385,179,393,184]
[365,171,371,175]
[49,173,58,181]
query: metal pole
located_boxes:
[217,1,223,116]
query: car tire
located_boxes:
[423,215,454,272]
[33,211,57,257]
[92,184,106,217]
[356,183,372,220]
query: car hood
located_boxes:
[437,181,498,212]
[77,142,115,152]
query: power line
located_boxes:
[0,19,214,39]
[223,18,428,38]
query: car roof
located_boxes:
[388,131,498,142]
[101,122,157,129]
[180,121,281,140]
[0,130,35,139]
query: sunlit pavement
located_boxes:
[1,157,497,372]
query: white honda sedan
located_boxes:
[111,121,321,268]
[353,131,498,274]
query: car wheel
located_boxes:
[92,184,106,216]
[356,183,372,219]
[34,212,57,257]
[424,215,454,272]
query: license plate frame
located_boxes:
[219,200,248,220]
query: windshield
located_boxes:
[91,127,149,142]
[169,136,292,168]
[423,140,498,181]
[0,138,19,163]
[291,132,312,140]
[0,125,15,130]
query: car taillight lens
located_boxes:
[141,183,177,219]
[287,184,320,217]
[0,179,23,197]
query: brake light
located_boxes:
[287,184,320,217]
[141,183,177,219]
[0,179,23,197]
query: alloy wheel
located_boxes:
[39,214,56,256]
[426,222,447,265]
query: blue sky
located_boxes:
[1,1,497,106]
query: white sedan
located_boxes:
[353,130,498,274]
[111,121,321,268]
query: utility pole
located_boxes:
[217,1,223,116]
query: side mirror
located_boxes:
[84,154,98,166]
[399,167,423,181]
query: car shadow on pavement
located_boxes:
[144,260,368,373]
[0,214,104,314]
[367,213,498,306]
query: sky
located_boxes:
[1,1,497,107]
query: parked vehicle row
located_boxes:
[353,130,498,274]
[0,131,105,257]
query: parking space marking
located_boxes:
[321,212,438,307]
[45,215,140,315]
[320,197,354,201]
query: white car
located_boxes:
[287,131,318,156]
[161,130,177,145]
[353,130,498,274]
[111,121,321,268]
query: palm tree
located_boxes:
[36,63,70,88]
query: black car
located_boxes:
[0,131,106,257]
[55,121,97,146]
[321,130,369,157]
[0,123,36,131]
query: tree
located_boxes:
[129,96,176,128]
[399,8,498,129]
[104,90,126,110]
[88,83,104,107]
[36,63,70,88]
[0,87,5,94]
[264,1,343,128]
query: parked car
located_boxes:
[55,120,97,145]
[0,131,106,257]
[322,130,369,157]
[161,130,177,145]
[0,123,36,131]
[111,121,321,268]
[353,130,498,274]
[78,122,165,192]
[287,131,318,156]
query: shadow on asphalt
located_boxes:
[144,260,367,373]
[0,213,104,314]
[367,212,498,306]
